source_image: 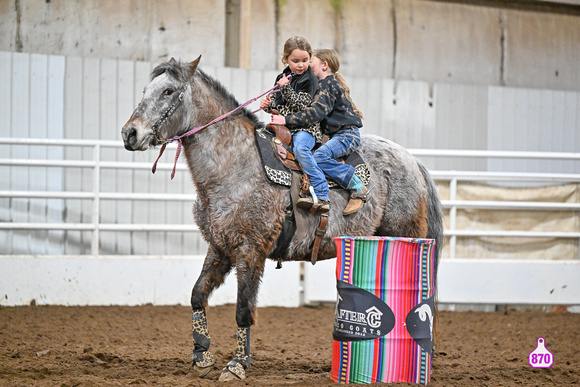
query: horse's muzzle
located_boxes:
[121,125,139,151]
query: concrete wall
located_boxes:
[0,0,225,63]
[1,0,579,91]
[2,256,580,306]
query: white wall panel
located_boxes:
[488,86,580,174]
[438,259,580,305]
[100,59,119,254]
[303,259,337,305]
[29,54,49,254]
[305,258,580,306]
[383,80,435,150]
[0,256,301,307]
[434,83,488,171]
[80,58,100,254]
[353,77,383,142]
[46,55,65,254]
[2,255,578,307]
[10,53,30,254]
[0,52,12,252]
[377,79,397,141]
[63,56,84,254]
[114,60,136,255]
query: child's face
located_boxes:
[285,49,310,75]
[310,56,326,80]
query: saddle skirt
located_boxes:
[254,127,371,189]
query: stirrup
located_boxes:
[298,198,330,213]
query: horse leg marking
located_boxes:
[191,308,215,369]
[219,246,266,380]
[233,326,251,367]
[219,326,251,380]
[190,246,230,373]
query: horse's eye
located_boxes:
[163,89,174,96]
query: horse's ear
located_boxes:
[189,55,202,78]
[169,57,178,65]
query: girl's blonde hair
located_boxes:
[281,36,313,64]
[313,49,364,119]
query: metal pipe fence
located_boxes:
[1,138,579,258]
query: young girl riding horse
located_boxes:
[271,48,368,215]
[260,36,330,212]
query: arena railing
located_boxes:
[1,138,579,259]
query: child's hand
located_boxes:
[271,115,286,125]
[277,76,290,87]
[259,96,271,110]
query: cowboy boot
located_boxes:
[343,186,369,215]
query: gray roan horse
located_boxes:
[121,57,443,381]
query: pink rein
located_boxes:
[152,74,290,179]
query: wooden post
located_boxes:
[238,0,251,69]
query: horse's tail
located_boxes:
[416,159,444,349]
[416,159,443,274]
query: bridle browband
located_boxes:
[150,72,292,180]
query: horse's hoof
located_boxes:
[218,369,245,381]
[193,364,213,378]
[192,351,215,378]
[219,361,246,381]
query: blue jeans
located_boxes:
[292,131,329,201]
[314,127,361,188]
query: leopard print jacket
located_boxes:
[264,83,323,143]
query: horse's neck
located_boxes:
[185,119,254,165]
[183,120,256,191]
[183,121,257,206]
[182,75,260,199]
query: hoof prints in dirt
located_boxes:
[79,352,122,367]
[1,304,579,386]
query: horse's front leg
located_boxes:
[190,244,233,377]
[219,245,267,381]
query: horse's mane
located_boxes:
[151,59,264,129]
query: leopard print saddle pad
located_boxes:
[254,127,371,189]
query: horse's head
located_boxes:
[121,57,200,151]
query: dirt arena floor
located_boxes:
[1,304,578,386]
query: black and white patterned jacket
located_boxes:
[285,75,362,136]
[264,66,323,142]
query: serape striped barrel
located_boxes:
[331,236,436,385]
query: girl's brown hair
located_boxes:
[313,49,364,119]
[281,36,313,64]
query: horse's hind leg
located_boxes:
[190,244,233,377]
[219,246,266,381]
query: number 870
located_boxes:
[531,353,550,364]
